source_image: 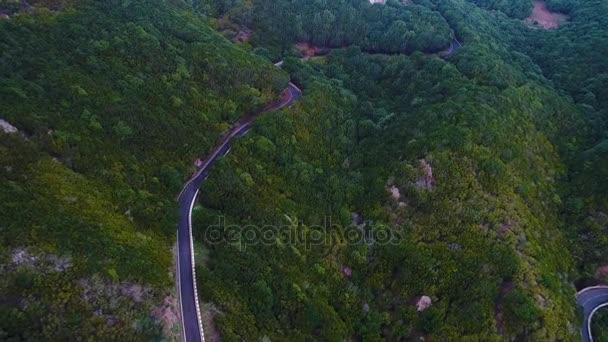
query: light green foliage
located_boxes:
[187,0,606,340]
[464,0,533,18]
[2,0,608,339]
[208,0,453,54]
[0,0,286,338]
[593,308,608,342]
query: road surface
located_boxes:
[176,82,301,342]
[577,286,608,342]
[443,37,462,58]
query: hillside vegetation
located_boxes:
[189,0,604,339]
[2,0,608,339]
[0,0,286,338]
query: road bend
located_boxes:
[176,82,301,342]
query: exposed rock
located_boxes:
[64,195,78,203]
[448,243,462,251]
[351,212,364,226]
[201,303,222,342]
[91,308,118,326]
[80,277,150,304]
[295,42,323,59]
[341,265,353,278]
[46,254,72,272]
[11,247,71,272]
[152,295,180,341]
[233,28,252,42]
[535,293,548,308]
[596,264,608,280]
[12,248,38,266]
[0,118,18,133]
[121,283,146,303]
[342,157,350,169]
[416,295,432,311]
[498,220,514,235]
[388,185,401,201]
[415,159,434,190]
[125,209,134,222]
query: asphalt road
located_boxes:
[577,286,608,342]
[444,37,462,58]
[176,82,301,342]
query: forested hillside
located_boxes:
[508,0,608,276]
[190,0,606,339]
[0,0,286,339]
[195,53,580,340]
[2,0,608,339]
[465,0,533,19]
[205,0,453,54]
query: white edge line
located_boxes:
[289,82,302,93]
[577,286,608,295]
[188,189,205,342]
[176,234,187,342]
[587,302,608,342]
[175,82,299,340]
[177,83,299,202]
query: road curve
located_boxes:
[176,82,302,342]
[577,286,608,342]
[443,37,462,58]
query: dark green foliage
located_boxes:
[502,0,608,286]
[2,0,608,339]
[465,0,533,18]
[211,0,453,54]
[592,308,608,342]
[192,5,583,336]
[0,0,286,339]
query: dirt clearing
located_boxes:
[526,0,568,29]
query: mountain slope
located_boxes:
[0,0,286,339]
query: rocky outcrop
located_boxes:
[341,265,353,278]
[388,185,401,201]
[415,159,434,190]
[0,118,18,134]
[596,264,608,281]
[152,296,181,341]
[11,247,71,272]
[415,295,432,311]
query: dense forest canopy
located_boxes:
[205,0,454,53]
[1,0,608,339]
[0,0,286,338]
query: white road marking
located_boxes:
[188,189,205,341]
[175,82,301,341]
[587,302,608,342]
[176,233,188,342]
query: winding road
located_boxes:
[577,286,608,342]
[443,37,462,58]
[172,53,607,342]
[176,82,301,342]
